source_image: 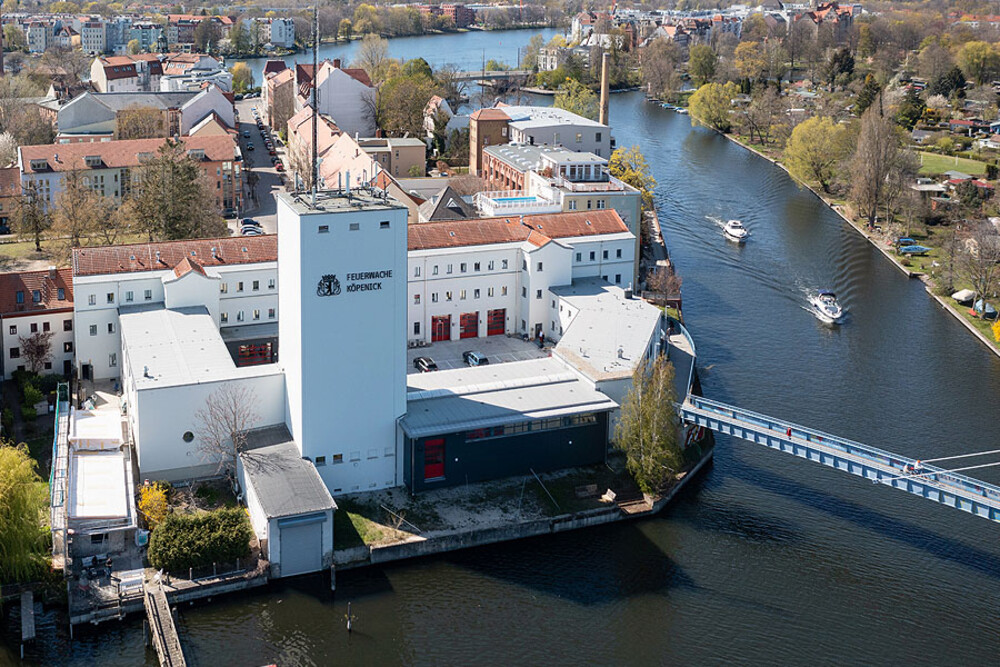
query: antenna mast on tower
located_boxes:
[311,2,320,205]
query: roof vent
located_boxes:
[155,250,162,262]
[449,231,455,237]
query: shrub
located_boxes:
[20,406,37,422]
[138,484,169,530]
[147,507,252,572]
[22,385,44,408]
[35,374,61,394]
[1,408,13,434]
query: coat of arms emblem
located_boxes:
[317,274,341,297]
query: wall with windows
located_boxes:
[2,311,76,380]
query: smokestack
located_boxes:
[599,52,610,127]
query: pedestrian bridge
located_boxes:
[680,395,1000,524]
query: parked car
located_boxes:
[462,351,489,367]
[413,357,438,372]
[246,143,254,151]
[222,207,237,218]
[242,130,251,138]
[275,163,285,172]
[241,218,261,228]
[241,227,262,236]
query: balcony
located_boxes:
[550,174,630,193]
[473,190,562,217]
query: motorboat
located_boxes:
[723,219,749,242]
[899,244,931,256]
[810,290,844,323]
[675,108,689,115]
[951,288,975,304]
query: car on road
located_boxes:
[246,143,254,151]
[275,163,284,172]
[462,350,489,367]
[242,130,251,138]
[413,357,438,373]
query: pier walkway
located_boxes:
[680,395,1000,523]
[145,582,186,667]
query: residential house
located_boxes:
[469,108,511,176]
[359,137,427,179]
[264,65,295,135]
[0,267,75,379]
[296,58,376,138]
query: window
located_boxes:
[414,266,421,277]
[522,259,527,270]
[318,225,329,233]
[602,275,607,282]
[445,291,453,301]
[586,199,592,210]
[603,250,608,260]
[237,311,244,322]
[536,290,542,299]
[522,287,527,298]
[568,200,577,211]
[576,133,582,143]
[501,286,508,296]
[446,264,453,274]
[349,223,360,231]
[458,290,465,300]
[380,220,390,229]
[615,274,621,284]
[33,290,41,303]
[108,323,115,334]
[57,288,65,300]
[368,448,378,459]
[144,289,152,301]
[268,278,276,289]
[333,454,344,464]
[597,199,606,209]
[221,312,229,323]
[109,353,117,367]
[432,265,439,275]
[315,456,327,466]
[63,319,72,331]
[252,280,259,291]
[350,450,361,461]
[616,249,622,258]
[253,309,260,320]
[88,294,96,306]
[220,282,228,293]
[7,325,14,335]
[488,260,495,271]
[501,259,508,269]
[460,263,467,273]
[16,291,23,304]
[596,132,602,142]
[414,294,420,305]
[488,287,495,297]
[89,325,97,336]
[414,322,421,335]
[42,322,49,333]
[125,290,133,302]
[432,293,438,303]
[474,262,480,271]
[537,262,543,271]
[268,308,275,319]
[474,289,480,299]
[64,342,73,353]
[237,281,244,292]
[589,251,596,261]
[106,292,114,304]
[9,348,19,359]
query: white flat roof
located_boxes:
[69,409,123,450]
[120,305,281,390]
[551,279,664,382]
[501,105,609,130]
[401,358,617,438]
[69,450,128,520]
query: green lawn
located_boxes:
[917,152,987,176]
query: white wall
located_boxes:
[1,311,75,380]
[316,68,376,138]
[181,86,236,135]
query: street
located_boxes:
[231,97,287,235]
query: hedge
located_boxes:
[147,507,252,572]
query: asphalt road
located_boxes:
[231,97,287,235]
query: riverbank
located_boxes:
[707,120,1000,358]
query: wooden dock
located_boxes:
[144,583,186,667]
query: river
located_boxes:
[8,38,1000,665]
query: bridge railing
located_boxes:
[685,395,1000,503]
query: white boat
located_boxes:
[810,290,844,323]
[723,219,748,242]
[675,108,689,115]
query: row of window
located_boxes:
[415,259,510,278]
[89,322,115,336]
[14,288,66,304]
[415,285,509,305]
[220,308,275,324]
[83,277,276,305]
[464,413,599,442]
[314,447,394,466]
[576,248,624,262]
[566,199,607,211]
[220,278,275,294]
[9,342,73,358]
[8,319,71,336]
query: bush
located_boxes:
[22,385,44,408]
[1,408,13,434]
[35,374,61,394]
[20,406,37,422]
[138,484,169,530]
[147,507,252,571]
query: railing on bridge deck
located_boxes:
[680,395,1000,523]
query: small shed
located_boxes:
[238,426,337,578]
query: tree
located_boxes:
[784,116,848,193]
[609,145,656,211]
[851,101,906,227]
[896,88,926,131]
[138,483,168,530]
[230,62,253,94]
[739,87,785,145]
[193,19,221,53]
[614,354,682,495]
[18,331,53,374]
[688,44,717,87]
[353,3,382,35]
[522,33,546,71]
[51,170,108,249]
[127,38,141,55]
[642,38,683,101]
[554,78,598,120]
[646,267,682,308]
[959,222,1000,317]
[958,41,1000,85]
[194,382,260,476]
[733,41,766,84]
[228,20,251,55]
[3,25,26,52]
[919,42,954,83]
[353,34,392,85]
[929,66,966,98]
[14,180,50,252]
[130,140,226,241]
[377,72,441,136]
[689,82,738,133]
[339,18,353,41]
[115,105,165,140]
[855,74,882,115]
[0,132,17,167]
[825,48,855,88]
[0,441,49,584]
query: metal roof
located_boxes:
[241,427,336,519]
[401,358,617,439]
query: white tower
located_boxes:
[277,190,408,494]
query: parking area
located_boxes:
[229,98,288,236]
[407,335,551,374]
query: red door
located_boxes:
[487,309,505,336]
[424,438,445,481]
[431,315,451,342]
[460,312,478,339]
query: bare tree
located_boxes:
[646,267,682,308]
[14,180,50,252]
[195,383,260,476]
[851,99,906,227]
[0,132,17,167]
[960,223,1000,316]
[352,34,392,85]
[115,105,166,140]
[739,87,786,145]
[18,331,53,374]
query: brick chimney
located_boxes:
[333,58,341,69]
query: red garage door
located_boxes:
[431,315,451,342]
[460,312,479,339]
[424,438,445,481]
[487,309,505,336]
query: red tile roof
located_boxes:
[470,108,510,122]
[20,136,239,174]
[173,256,207,278]
[0,268,74,317]
[73,236,277,277]
[408,210,629,251]
[0,167,21,195]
